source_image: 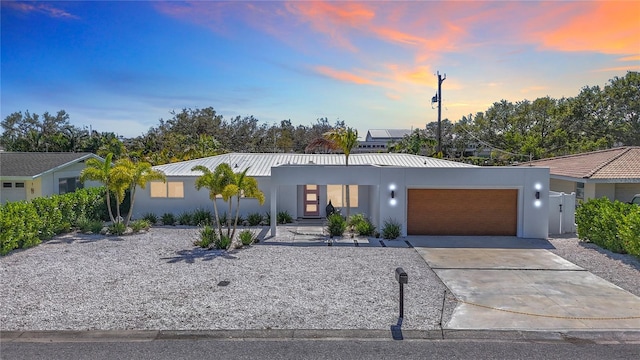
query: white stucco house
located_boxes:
[133,153,549,239]
[0,152,103,204]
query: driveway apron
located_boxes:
[410,236,640,331]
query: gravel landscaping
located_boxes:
[0,227,450,331]
[1,228,638,332]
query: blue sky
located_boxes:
[2,1,639,139]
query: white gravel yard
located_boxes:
[0,227,449,331]
[547,235,640,297]
[2,229,638,332]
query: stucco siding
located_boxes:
[615,183,640,202]
[550,178,575,194]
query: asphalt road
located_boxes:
[2,339,639,360]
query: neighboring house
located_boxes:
[519,147,640,203]
[134,152,549,239]
[0,152,103,204]
[355,129,412,153]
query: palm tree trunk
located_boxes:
[125,186,136,226]
[212,199,223,239]
[105,189,115,223]
[230,196,241,245]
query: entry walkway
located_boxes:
[410,236,640,331]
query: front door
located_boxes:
[303,185,320,217]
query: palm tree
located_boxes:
[228,167,264,246]
[116,159,166,226]
[324,127,359,219]
[192,163,235,237]
[80,153,115,223]
[108,160,135,223]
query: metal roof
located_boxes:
[154,153,475,177]
[366,129,412,140]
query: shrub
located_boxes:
[247,212,263,226]
[177,211,193,226]
[217,234,232,250]
[195,225,217,249]
[327,213,347,237]
[76,215,103,234]
[219,212,229,227]
[239,229,257,246]
[0,187,105,255]
[382,218,402,239]
[277,210,293,224]
[348,214,376,236]
[108,222,126,236]
[577,198,639,256]
[161,213,176,226]
[130,219,151,233]
[142,213,158,225]
[192,208,213,226]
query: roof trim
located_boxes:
[35,153,103,179]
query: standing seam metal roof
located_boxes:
[154,153,475,177]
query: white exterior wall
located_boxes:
[133,176,271,219]
[271,165,549,239]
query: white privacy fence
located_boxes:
[549,191,576,235]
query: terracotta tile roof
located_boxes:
[0,152,99,178]
[519,147,640,180]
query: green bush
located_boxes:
[194,225,217,248]
[0,201,41,255]
[217,234,232,250]
[247,212,263,226]
[142,212,158,225]
[382,218,402,239]
[177,211,193,225]
[348,214,376,236]
[219,212,229,226]
[161,213,176,226]
[239,229,256,246]
[192,208,212,226]
[1,187,105,255]
[76,215,104,234]
[277,210,293,224]
[108,222,126,236]
[130,219,151,233]
[327,213,347,237]
[576,197,639,256]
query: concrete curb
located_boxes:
[2,329,639,343]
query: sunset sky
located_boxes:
[2,0,639,139]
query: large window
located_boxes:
[150,181,184,198]
[59,177,83,194]
[327,184,358,207]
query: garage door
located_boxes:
[407,189,517,236]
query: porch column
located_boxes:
[270,185,277,237]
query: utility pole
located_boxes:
[431,71,446,155]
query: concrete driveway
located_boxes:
[409,236,640,331]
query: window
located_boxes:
[327,184,358,207]
[576,182,584,200]
[59,177,83,194]
[3,182,12,188]
[150,181,184,198]
[15,182,25,188]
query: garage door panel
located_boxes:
[407,189,517,236]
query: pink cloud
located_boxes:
[313,66,376,85]
[2,1,79,19]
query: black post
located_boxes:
[436,71,446,155]
[395,267,408,319]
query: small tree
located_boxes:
[228,167,264,248]
[324,127,358,219]
[80,153,116,223]
[192,163,235,238]
[116,159,166,226]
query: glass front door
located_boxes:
[303,185,320,217]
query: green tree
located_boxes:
[388,128,437,156]
[115,159,166,226]
[227,167,265,247]
[192,163,235,237]
[324,127,358,219]
[80,153,116,223]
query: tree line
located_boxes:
[2,71,637,164]
[392,71,639,163]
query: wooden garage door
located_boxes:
[407,189,517,236]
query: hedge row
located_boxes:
[0,187,105,255]
[576,197,640,256]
